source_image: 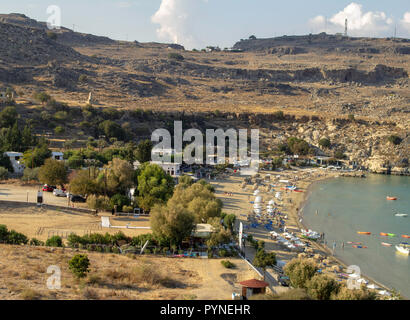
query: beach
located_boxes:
[212,168,396,297]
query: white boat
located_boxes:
[395,213,408,217]
[395,245,410,255]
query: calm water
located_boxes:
[303,174,410,298]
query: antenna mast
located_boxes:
[344,18,348,37]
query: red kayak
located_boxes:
[402,235,410,239]
[380,233,389,237]
[357,232,371,235]
[386,197,397,201]
[347,242,362,245]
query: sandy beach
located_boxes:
[211,168,394,295]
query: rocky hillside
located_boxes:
[0,13,115,46]
[0,14,408,172]
[234,33,410,55]
[0,21,89,66]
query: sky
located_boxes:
[1,0,409,49]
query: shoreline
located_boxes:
[294,174,397,297]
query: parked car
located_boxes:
[278,275,290,287]
[42,184,56,192]
[69,195,86,203]
[53,189,67,197]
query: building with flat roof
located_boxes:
[3,152,25,174]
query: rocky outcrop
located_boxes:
[0,22,89,66]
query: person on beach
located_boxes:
[341,242,345,250]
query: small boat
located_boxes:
[347,241,362,245]
[357,232,371,235]
[395,213,408,217]
[395,245,410,255]
[353,245,368,249]
[386,197,397,200]
[381,242,392,247]
[381,232,396,237]
[402,235,410,239]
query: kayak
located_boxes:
[353,245,368,249]
[381,242,392,247]
[347,242,362,245]
[381,233,396,237]
[357,232,371,235]
[402,235,410,239]
[386,197,397,200]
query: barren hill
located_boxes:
[233,33,410,55]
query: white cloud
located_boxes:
[400,12,410,34]
[309,2,394,36]
[151,0,207,49]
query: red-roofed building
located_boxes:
[239,279,269,299]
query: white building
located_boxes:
[3,152,25,174]
[151,161,181,177]
[51,152,64,160]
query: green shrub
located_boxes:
[218,249,227,257]
[29,238,44,246]
[54,126,65,134]
[122,205,133,213]
[46,235,63,247]
[387,135,402,146]
[318,138,331,149]
[7,230,28,245]
[0,225,9,242]
[221,260,236,269]
[110,194,131,211]
[34,92,51,104]
[68,254,90,278]
[284,258,318,289]
[306,275,340,300]
[78,74,88,83]
[0,167,8,180]
[168,53,184,61]
[86,195,111,211]
[22,167,40,182]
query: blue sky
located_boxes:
[1,1,409,49]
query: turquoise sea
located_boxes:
[302,174,410,298]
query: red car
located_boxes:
[42,185,56,192]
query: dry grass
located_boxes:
[0,244,257,300]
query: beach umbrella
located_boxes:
[255,196,262,203]
[269,200,275,205]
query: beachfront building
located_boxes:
[51,151,64,160]
[3,152,25,174]
[239,279,269,300]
